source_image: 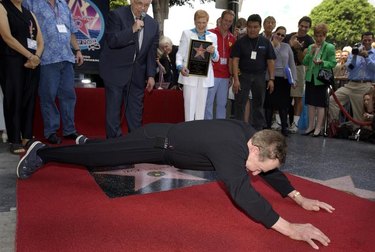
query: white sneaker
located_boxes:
[75,135,88,145]
[271,122,281,130]
[289,122,298,133]
[2,131,7,143]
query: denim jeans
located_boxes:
[39,61,76,138]
[204,77,229,119]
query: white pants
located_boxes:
[183,81,208,121]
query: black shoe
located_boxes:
[64,132,80,140]
[281,129,289,137]
[75,135,88,145]
[16,141,45,179]
[47,133,62,144]
[302,129,315,136]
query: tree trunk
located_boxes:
[152,0,170,37]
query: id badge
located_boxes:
[220,57,228,65]
[251,51,257,60]
[27,38,37,50]
[56,24,68,33]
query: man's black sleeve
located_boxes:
[209,145,280,229]
[259,169,295,197]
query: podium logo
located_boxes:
[67,0,105,51]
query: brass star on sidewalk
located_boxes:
[194,44,207,59]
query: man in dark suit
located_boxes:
[17,119,334,249]
[99,0,159,138]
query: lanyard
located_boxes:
[249,37,259,52]
[47,0,60,19]
[29,20,34,39]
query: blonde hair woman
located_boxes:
[176,10,219,121]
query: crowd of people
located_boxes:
[154,12,374,139]
[0,0,83,153]
[1,0,373,148]
[0,0,374,249]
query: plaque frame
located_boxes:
[187,39,213,77]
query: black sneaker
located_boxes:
[16,141,45,179]
[281,129,289,137]
[75,135,88,145]
[64,132,80,140]
[47,133,62,144]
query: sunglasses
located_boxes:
[276,33,286,38]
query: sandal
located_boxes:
[10,143,26,155]
[22,139,35,149]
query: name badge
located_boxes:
[57,24,68,33]
[251,51,257,60]
[220,58,228,65]
[27,38,37,50]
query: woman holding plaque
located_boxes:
[176,10,219,121]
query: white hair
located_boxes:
[159,36,173,48]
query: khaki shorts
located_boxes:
[290,65,305,97]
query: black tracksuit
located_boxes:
[38,119,295,228]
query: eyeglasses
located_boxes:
[276,33,285,38]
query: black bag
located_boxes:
[335,123,354,139]
[357,128,375,143]
[317,68,335,86]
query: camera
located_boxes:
[352,43,363,55]
[239,27,246,34]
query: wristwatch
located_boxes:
[73,48,81,53]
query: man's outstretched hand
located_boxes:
[299,197,335,213]
[272,217,331,250]
[288,222,331,250]
[289,190,335,213]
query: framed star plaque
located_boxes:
[187,39,213,76]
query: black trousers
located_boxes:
[234,72,266,130]
[39,124,177,168]
[105,80,145,138]
[2,56,39,144]
[264,77,291,130]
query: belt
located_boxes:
[351,80,372,83]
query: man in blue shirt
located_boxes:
[329,32,375,127]
[23,0,84,144]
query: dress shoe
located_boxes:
[312,130,321,137]
[47,133,62,144]
[64,133,80,140]
[302,129,315,136]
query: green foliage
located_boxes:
[169,0,213,7]
[309,0,375,49]
[110,0,128,10]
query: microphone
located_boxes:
[137,12,146,31]
[140,12,146,21]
